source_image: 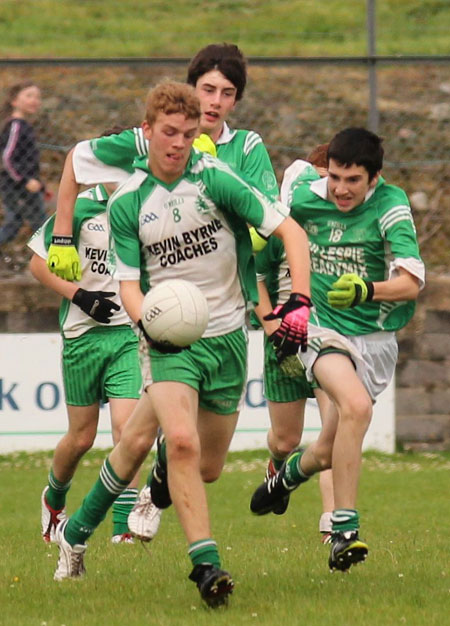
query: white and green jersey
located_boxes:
[284,164,425,335]
[28,185,130,339]
[72,123,278,198]
[108,151,289,337]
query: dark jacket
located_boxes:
[0,118,40,190]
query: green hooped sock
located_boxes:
[112,488,138,535]
[188,539,220,569]
[65,458,130,546]
[46,469,72,510]
[271,456,284,471]
[284,449,310,487]
[331,509,360,533]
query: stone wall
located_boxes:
[2,271,449,450]
[396,274,450,450]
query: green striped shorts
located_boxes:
[62,325,141,406]
[263,334,315,402]
[142,326,248,415]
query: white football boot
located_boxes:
[127,485,162,542]
[54,520,87,581]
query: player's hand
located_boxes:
[72,288,120,323]
[47,236,82,281]
[137,320,189,354]
[327,273,374,309]
[264,292,312,356]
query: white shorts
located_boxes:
[300,324,398,402]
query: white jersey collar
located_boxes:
[216,121,236,145]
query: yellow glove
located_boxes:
[47,236,82,281]
[249,227,268,253]
[327,273,374,309]
[193,133,217,157]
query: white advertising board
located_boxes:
[0,332,395,454]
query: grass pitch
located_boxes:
[1,449,449,625]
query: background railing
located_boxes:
[0,56,449,274]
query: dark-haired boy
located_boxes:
[251,128,425,573]
[47,43,277,280]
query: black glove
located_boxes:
[264,293,312,359]
[137,320,188,354]
[72,288,120,323]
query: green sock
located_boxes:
[331,509,360,533]
[46,468,72,510]
[65,457,129,546]
[112,487,138,535]
[188,539,220,569]
[271,456,284,471]
[147,438,167,488]
[284,449,310,487]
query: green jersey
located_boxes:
[108,151,289,337]
[28,185,131,339]
[73,123,278,198]
[284,164,425,335]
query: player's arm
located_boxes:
[47,148,82,281]
[30,253,78,300]
[328,268,420,310]
[329,195,424,309]
[254,280,279,336]
[371,268,420,301]
[119,280,144,325]
[30,253,119,322]
[53,148,79,236]
[272,216,310,297]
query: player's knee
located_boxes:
[273,434,302,458]
[340,396,372,431]
[73,433,95,455]
[128,432,153,461]
[200,465,221,483]
[167,431,200,463]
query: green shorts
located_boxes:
[144,327,248,415]
[263,334,315,403]
[62,326,141,406]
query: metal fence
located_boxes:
[0,58,449,275]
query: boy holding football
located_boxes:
[52,80,312,608]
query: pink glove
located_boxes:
[264,293,312,360]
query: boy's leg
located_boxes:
[109,397,140,541]
[42,403,99,542]
[53,393,157,579]
[312,354,372,509]
[0,191,22,246]
[267,399,306,463]
[146,380,233,607]
[197,408,239,483]
[318,471,334,543]
[312,353,372,570]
